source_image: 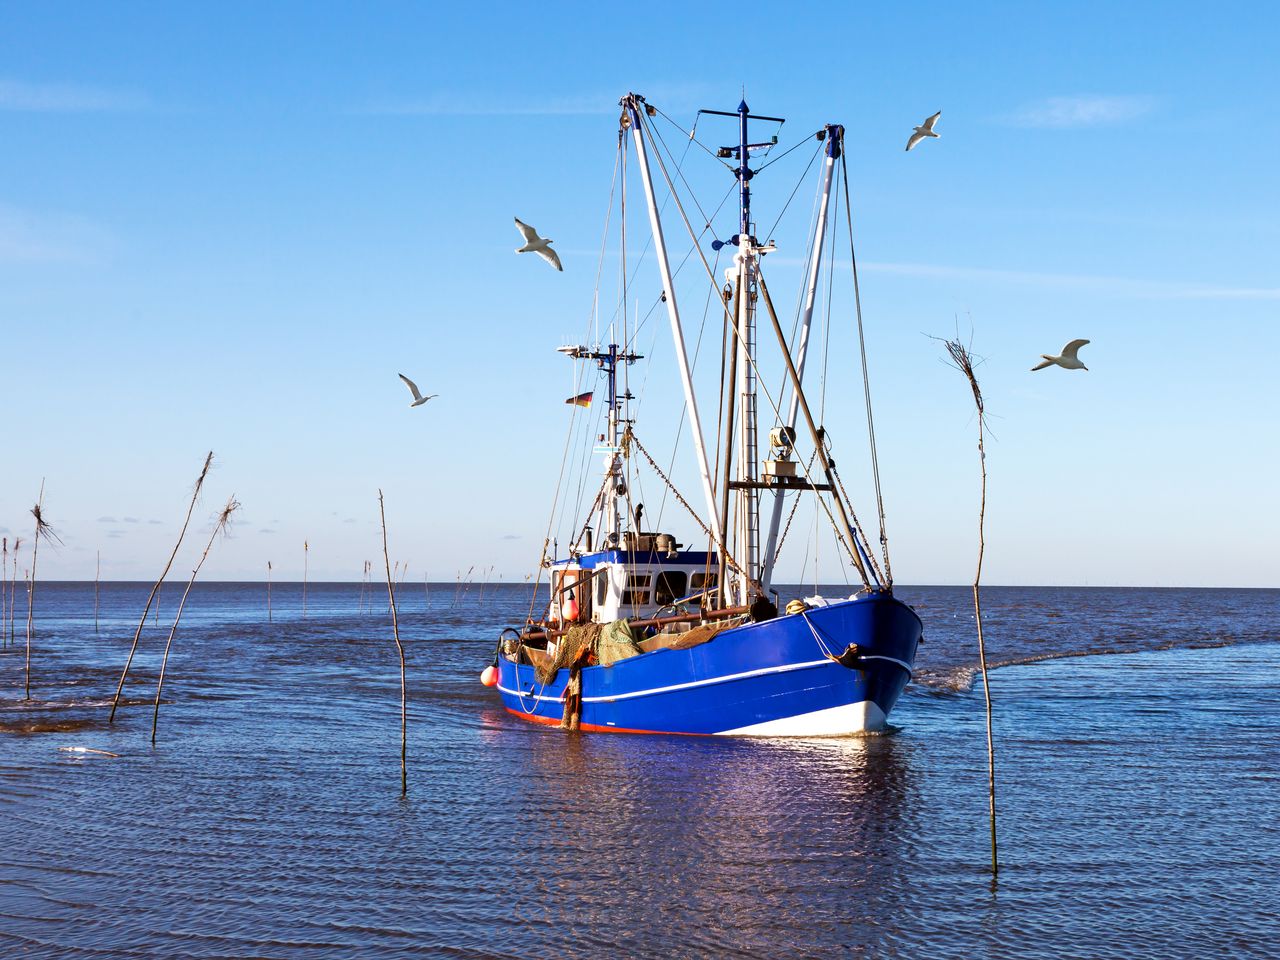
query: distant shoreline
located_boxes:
[27,580,1280,591]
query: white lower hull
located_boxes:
[714,699,889,737]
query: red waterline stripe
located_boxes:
[503,707,707,736]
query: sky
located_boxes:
[0,1,1276,587]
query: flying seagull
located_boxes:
[1031,339,1091,372]
[513,217,563,271]
[906,111,942,152]
[398,373,437,407]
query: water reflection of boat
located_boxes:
[489,93,922,736]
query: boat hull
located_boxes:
[497,593,921,736]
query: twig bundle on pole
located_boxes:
[25,501,61,700]
[110,451,213,723]
[378,490,408,796]
[942,337,999,878]
[152,497,239,743]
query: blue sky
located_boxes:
[1,1,1276,586]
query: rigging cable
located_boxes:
[638,108,871,589]
[524,136,624,629]
[841,151,893,586]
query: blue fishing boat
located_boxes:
[486,93,922,736]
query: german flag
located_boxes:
[565,391,593,408]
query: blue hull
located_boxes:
[497,593,921,736]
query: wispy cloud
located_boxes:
[1003,95,1154,129]
[0,79,149,113]
[96,516,117,524]
[363,83,712,118]
[0,204,114,264]
[862,260,1280,300]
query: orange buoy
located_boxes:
[480,664,498,687]
[564,595,580,622]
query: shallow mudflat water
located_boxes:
[1,582,1277,958]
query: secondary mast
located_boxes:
[558,343,641,545]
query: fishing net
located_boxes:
[534,622,600,685]
[596,619,642,666]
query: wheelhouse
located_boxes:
[547,532,718,625]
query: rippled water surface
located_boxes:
[2,582,1278,958]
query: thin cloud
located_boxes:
[862,260,1280,300]
[1003,95,1154,128]
[501,534,522,541]
[0,204,114,264]
[97,516,117,524]
[148,519,163,525]
[259,528,276,535]
[0,78,149,112]
[123,517,140,524]
[363,83,713,118]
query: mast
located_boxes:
[733,101,760,606]
[705,99,779,604]
[760,124,843,591]
[557,342,640,546]
[623,93,726,557]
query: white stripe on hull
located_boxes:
[715,699,889,737]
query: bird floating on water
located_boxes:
[513,218,563,271]
[906,111,942,151]
[1031,339,1091,372]
[398,373,437,407]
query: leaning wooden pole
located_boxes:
[267,560,273,623]
[378,490,408,796]
[94,549,101,634]
[152,497,239,744]
[110,451,213,723]
[944,338,998,877]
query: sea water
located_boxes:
[1,582,1277,958]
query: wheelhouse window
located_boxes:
[622,572,651,607]
[654,571,687,606]
[690,571,718,592]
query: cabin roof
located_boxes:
[550,549,716,570]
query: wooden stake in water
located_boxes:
[7,538,18,646]
[303,540,309,618]
[25,499,60,701]
[111,451,213,723]
[267,560,273,623]
[378,490,408,796]
[1,537,7,649]
[943,338,999,877]
[152,497,239,743]
[95,549,100,634]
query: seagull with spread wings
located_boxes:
[513,217,562,271]
[1031,339,1091,372]
[906,110,942,151]
[398,373,437,407]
